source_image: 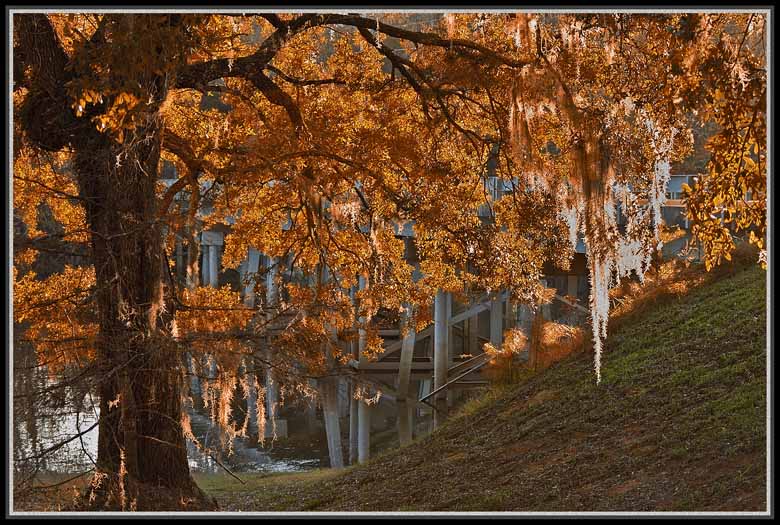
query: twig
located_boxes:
[206,452,246,485]
[30,468,94,490]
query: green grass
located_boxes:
[200,264,768,512]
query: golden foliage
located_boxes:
[14,265,97,374]
[12,13,767,442]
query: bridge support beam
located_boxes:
[433,290,450,428]
[241,248,261,307]
[396,304,416,446]
[264,257,285,438]
[490,294,503,349]
[357,275,368,366]
[185,352,201,396]
[397,303,416,400]
[201,244,210,286]
[468,314,479,355]
[349,380,359,464]
[397,399,414,446]
[347,284,361,464]
[358,398,371,464]
[321,377,344,469]
[208,244,218,287]
[243,362,258,435]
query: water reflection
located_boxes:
[13,342,448,478]
[12,344,327,477]
[184,409,327,474]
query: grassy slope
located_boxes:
[197,264,767,512]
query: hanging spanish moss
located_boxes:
[507,51,677,382]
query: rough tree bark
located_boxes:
[14,14,215,511]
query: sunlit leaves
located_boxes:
[680,14,767,269]
[14,266,97,374]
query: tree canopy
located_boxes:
[12,11,767,510]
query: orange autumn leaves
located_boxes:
[14,266,97,375]
[174,286,254,362]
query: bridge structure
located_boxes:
[173,217,590,467]
[163,161,698,469]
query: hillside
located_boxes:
[197,263,768,512]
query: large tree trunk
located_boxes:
[15,13,215,511]
[72,122,214,511]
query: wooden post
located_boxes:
[358,398,371,464]
[505,295,516,330]
[433,290,449,428]
[468,312,479,355]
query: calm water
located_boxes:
[13,343,441,480]
[12,346,328,477]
